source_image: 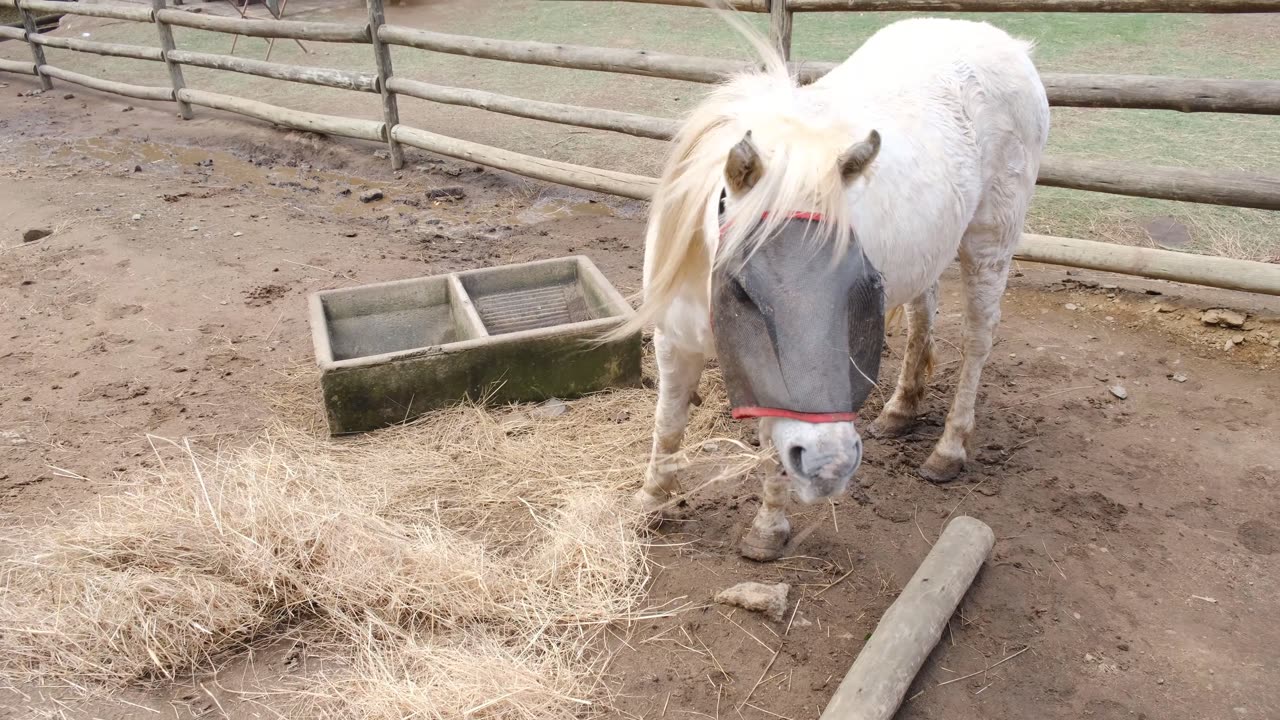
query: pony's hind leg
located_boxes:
[633,328,705,515]
[869,283,938,438]
[919,198,1023,483]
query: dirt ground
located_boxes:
[2,72,1280,720]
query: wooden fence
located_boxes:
[2,0,1279,295]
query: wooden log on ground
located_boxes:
[1017,234,1280,297]
[386,76,678,140]
[0,25,26,41]
[1038,157,1280,211]
[30,33,164,61]
[20,0,154,23]
[155,8,370,43]
[788,0,1280,10]
[0,56,36,75]
[178,87,385,142]
[818,516,995,720]
[166,49,378,92]
[38,64,174,101]
[378,24,743,83]
[367,0,405,169]
[1041,73,1280,115]
[391,125,659,200]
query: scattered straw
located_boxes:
[0,355,767,718]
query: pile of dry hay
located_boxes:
[0,363,762,718]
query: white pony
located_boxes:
[609,15,1049,560]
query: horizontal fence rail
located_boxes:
[39,64,175,100]
[556,0,1280,10]
[1,0,1278,298]
[177,88,386,141]
[19,0,154,23]
[386,76,680,140]
[30,33,164,61]
[786,0,1280,10]
[0,56,35,74]
[167,49,379,92]
[154,8,371,43]
[1039,158,1280,211]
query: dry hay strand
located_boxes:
[1,352,768,718]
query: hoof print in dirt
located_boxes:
[715,581,790,622]
[22,228,52,243]
[427,186,466,201]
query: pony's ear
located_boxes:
[838,129,881,183]
[725,131,764,193]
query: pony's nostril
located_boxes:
[787,446,805,476]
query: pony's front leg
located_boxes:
[740,466,791,562]
[919,249,1010,483]
[633,328,705,515]
[870,283,937,438]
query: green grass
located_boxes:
[0,1,1276,259]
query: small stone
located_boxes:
[133,164,142,173]
[343,231,358,238]
[1117,643,1130,651]
[232,231,243,237]
[1201,308,1246,328]
[1155,303,1176,313]
[131,213,143,221]
[338,188,352,196]
[1157,678,1165,685]
[1224,339,1236,351]
[359,189,384,203]
[428,186,466,200]
[188,226,199,232]
[1231,334,1245,345]
[22,228,52,243]
[531,398,568,418]
[62,93,74,100]
[1170,373,1188,383]
[1065,303,1079,311]
[715,581,790,622]
[121,105,134,112]
[1102,284,1118,290]
[1109,385,1128,400]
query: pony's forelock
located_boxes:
[598,0,860,344]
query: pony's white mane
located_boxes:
[606,6,862,341]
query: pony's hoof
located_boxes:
[631,489,672,522]
[739,524,790,562]
[918,452,965,484]
[868,411,915,439]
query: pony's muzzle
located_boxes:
[771,418,863,504]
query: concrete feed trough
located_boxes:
[310,256,641,434]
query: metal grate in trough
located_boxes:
[473,283,585,335]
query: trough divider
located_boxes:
[447,274,491,339]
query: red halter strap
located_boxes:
[713,210,857,425]
[718,210,825,236]
[732,407,859,423]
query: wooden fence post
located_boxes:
[366,0,404,169]
[19,2,53,90]
[769,0,792,61]
[152,0,192,118]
